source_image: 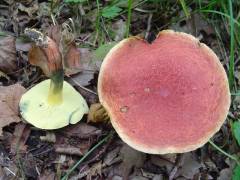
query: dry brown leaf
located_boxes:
[55,145,83,156]
[0,84,26,135]
[218,168,232,180]
[28,45,50,75]
[28,37,62,77]
[47,25,61,46]
[175,153,202,179]
[150,154,176,174]
[0,36,17,73]
[64,43,81,76]
[63,123,102,138]
[70,71,94,86]
[115,144,146,179]
[54,123,101,156]
[10,123,31,155]
[39,170,56,180]
[48,25,82,76]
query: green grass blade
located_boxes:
[125,0,133,37]
[179,0,190,18]
[200,10,240,27]
[209,140,240,165]
[61,132,113,180]
[228,0,235,91]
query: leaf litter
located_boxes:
[0,1,238,179]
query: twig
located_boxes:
[145,13,153,40]
[51,14,57,26]
[55,146,83,156]
[4,167,16,176]
[69,77,98,95]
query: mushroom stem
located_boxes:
[48,70,64,105]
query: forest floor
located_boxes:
[0,0,240,180]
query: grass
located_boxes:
[179,0,190,18]
[125,0,133,37]
[228,0,235,91]
[61,132,113,180]
[209,139,240,165]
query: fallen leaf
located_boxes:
[0,36,17,73]
[76,47,99,71]
[0,84,26,135]
[150,154,176,174]
[10,123,31,155]
[175,152,202,179]
[28,37,62,77]
[39,170,56,180]
[71,161,103,180]
[47,25,61,46]
[116,144,146,179]
[86,161,103,179]
[63,123,102,138]
[64,43,82,75]
[21,153,38,179]
[60,25,82,75]
[130,176,149,180]
[55,145,83,156]
[103,146,121,166]
[152,174,163,180]
[15,39,32,52]
[218,168,232,180]
[48,25,83,76]
[70,71,94,86]
[54,123,101,156]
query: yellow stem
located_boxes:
[47,70,64,105]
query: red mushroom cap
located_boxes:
[98,30,231,154]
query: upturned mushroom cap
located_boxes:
[98,30,231,154]
[19,80,89,129]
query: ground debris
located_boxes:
[55,145,83,156]
[0,1,237,179]
[0,84,26,135]
[62,122,102,138]
[10,122,31,155]
[0,36,17,74]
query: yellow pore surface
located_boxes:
[19,79,89,129]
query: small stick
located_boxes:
[69,77,97,95]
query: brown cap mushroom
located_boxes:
[98,30,231,154]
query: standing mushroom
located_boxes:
[98,30,231,154]
[19,28,89,129]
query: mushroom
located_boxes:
[98,30,231,154]
[19,29,88,129]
